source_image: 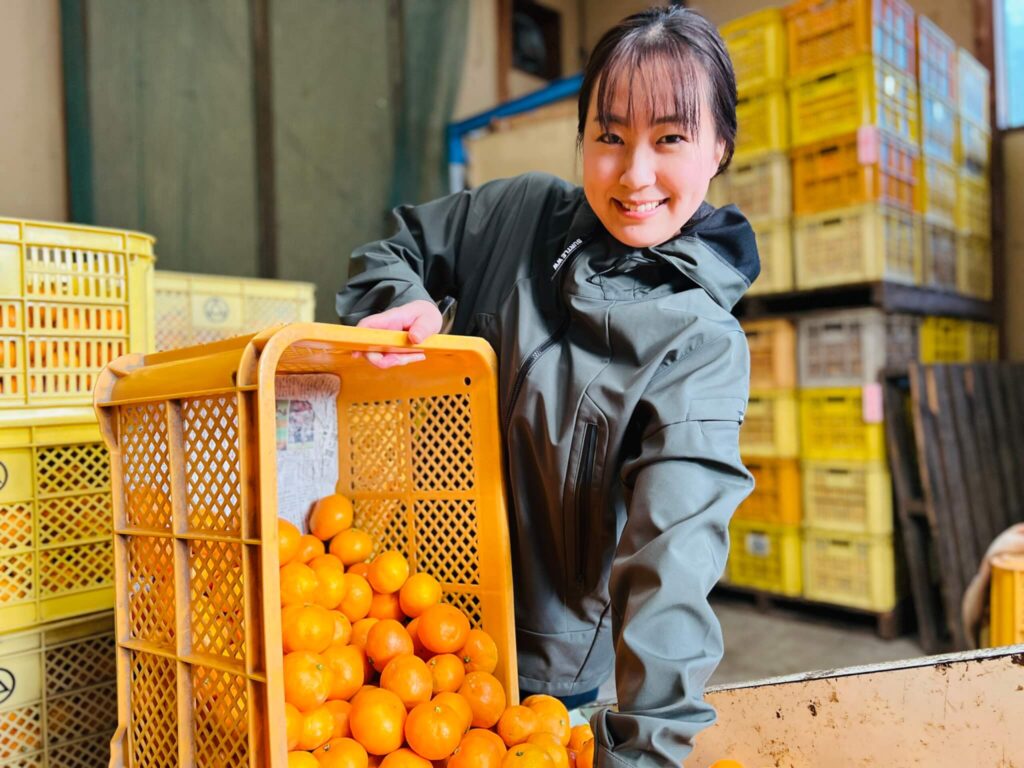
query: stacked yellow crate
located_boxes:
[786,0,921,288]
[917,16,960,292]
[919,316,999,362]
[796,309,913,611]
[0,218,152,764]
[730,318,803,596]
[712,9,793,295]
[955,50,994,299]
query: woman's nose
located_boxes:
[619,146,657,189]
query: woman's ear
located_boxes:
[712,137,726,171]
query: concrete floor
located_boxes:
[595,591,923,700]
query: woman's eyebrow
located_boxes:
[594,114,686,126]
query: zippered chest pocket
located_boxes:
[564,416,609,595]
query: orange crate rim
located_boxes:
[93,322,517,767]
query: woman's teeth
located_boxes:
[620,200,663,212]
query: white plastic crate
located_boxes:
[798,308,918,387]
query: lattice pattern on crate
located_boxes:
[244,296,308,326]
[153,290,189,351]
[0,704,42,761]
[40,539,113,597]
[192,665,249,767]
[129,652,178,768]
[24,246,127,302]
[48,735,110,768]
[190,539,246,662]
[923,223,957,290]
[46,633,118,694]
[444,590,484,629]
[1,552,34,602]
[39,493,110,544]
[183,395,243,534]
[348,400,406,493]
[415,499,480,586]
[26,338,126,373]
[26,302,127,336]
[35,443,109,495]
[411,394,475,491]
[127,536,176,649]
[46,684,119,744]
[120,403,172,529]
[0,502,34,550]
[355,498,408,559]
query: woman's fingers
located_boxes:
[363,351,426,369]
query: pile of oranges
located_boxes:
[278,493,596,768]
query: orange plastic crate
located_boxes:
[734,457,802,525]
[916,15,957,103]
[0,407,115,633]
[915,157,957,228]
[794,204,921,289]
[789,59,919,147]
[93,324,517,767]
[958,48,990,129]
[0,218,154,408]
[0,612,118,766]
[921,221,957,291]
[920,91,956,165]
[991,554,1024,645]
[791,128,916,215]
[785,0,916,78]
[743,318,797,389]
[708,152,791,222]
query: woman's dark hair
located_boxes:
[577,5,738,174]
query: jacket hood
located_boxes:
[563,199,760,311]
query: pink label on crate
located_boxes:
[862,383,884,424]
[857,125,880,165]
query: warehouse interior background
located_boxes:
[1,0,1024,764]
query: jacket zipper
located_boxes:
[574,423,598,587]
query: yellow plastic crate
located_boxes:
[802,460,893,535]
[799,387,886,462]
[727,521,802,596]
[958,48,990,129]
[741,389,800,458]
[921,221,957,291]
[794,204,921,289]
[915,157,956,229]
[0,407,114,633]
[955,176,991,236]
[990,553,1024,646]
[785,0,917,79]
[919,91,956,165]
[789,59,919,147]
[748,219,794,295]
[734,88,788,161]
[802,528,899,611]
[956,233,993,299]
[154,270,316,350]
[917,15,957,104]
[93,324,516,767]
[0,612,117,766]
[919,316,969,363]
[707,152,791,222]
[791,129,917,215]
[743,317,797,389]
[734,457,802,525]
[965,321,999,361]
[956,117,991,179]
[721,8,787,94]
[0,218,154,408]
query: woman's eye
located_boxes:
[597,133,623,145]
[658,134,688,144]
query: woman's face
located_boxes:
[581,67,725,248]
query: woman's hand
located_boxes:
[355,299,442,368]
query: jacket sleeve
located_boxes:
[592,329,754,768]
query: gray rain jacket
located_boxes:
[336,172,757,767]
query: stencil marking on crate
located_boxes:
[0,704,42,761]
[40,539,113,596]
[192,666,249,766]
[126,536,175,649]
[190,540,246,661]
[120,403,172,529]
[129,653,177,768]
[183,396,242,534]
